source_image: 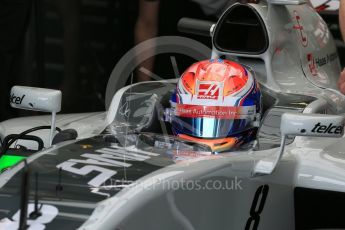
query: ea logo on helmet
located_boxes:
[197,83,221,99]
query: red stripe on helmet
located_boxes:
[175,104,253,119]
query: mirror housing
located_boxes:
[281,113,344,137]
[10,86,62,147]
[10,86,61,113]
[254,113,344,175]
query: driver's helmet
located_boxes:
[168,59,261,152]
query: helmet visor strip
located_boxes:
[170,104,256,138]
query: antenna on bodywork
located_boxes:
[29,172,42,219]
[18,163,44,230]
[18,160,30,230]
[56,167,63,196]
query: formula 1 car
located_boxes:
[1,0,345,229]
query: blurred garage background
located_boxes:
[0,0,343,120]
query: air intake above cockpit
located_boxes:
[213,4,269,55]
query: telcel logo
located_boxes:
[311,122,343,134]
[10,94,25,105]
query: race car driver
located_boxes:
[167,59,261,152]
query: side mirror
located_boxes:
[10,86,62,147]
[254,113,344,175]
[281,113,344,138]
[10,86,61,113]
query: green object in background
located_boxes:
[0,155,26,171]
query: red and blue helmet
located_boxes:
[169,59,261,152]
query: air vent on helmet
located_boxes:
[213,4,268,54]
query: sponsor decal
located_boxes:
[306,53,332,84]
[197,82,221,99]
[175,104,255,119]
[9,94,25,105]
[0,155,26,172]
[0,204,58,230]
[56,145,159,196]
[307,53,318,76]
[311,0,340,12]
[293,11,308,47]
[311,122,344,134]
[308,52,337,70]
[314,20,329,48]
